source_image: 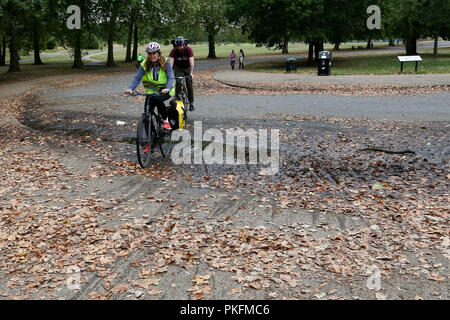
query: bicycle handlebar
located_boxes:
[127,91,162,97]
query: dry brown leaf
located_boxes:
[140,268,151,277]
[111,284,128,295]
[193,274,211,285]
[429,273,445,282]
[148,288,162,296]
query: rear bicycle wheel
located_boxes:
[136,115,153,168]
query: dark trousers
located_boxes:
[231,60,235,70]
[146,93,171,120]
[174,66,194,104]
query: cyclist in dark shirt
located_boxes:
[168,36,195,111]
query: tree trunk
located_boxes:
[282,38,289,54]
[207,33,216,59]
[388,38,395,46]
[106,30,115,66]
[33,22,43,65]
[405,36,417,55]
[106,12,117,67]
[333,42,340,50]
[8,17,21,72]
[313,42,324,61]
[0,36,3,66]
[72,29,83,68]
[366,37,372,49]
[132,22,138,61]
[0,36,6,66]
[308,43,314,65]
[433,29,439,57]
[125,18,133,62]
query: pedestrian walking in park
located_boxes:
[239,49,245,69]
[230,50,236,70]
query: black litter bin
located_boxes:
[318,51,332,76]
[285,58,297,73]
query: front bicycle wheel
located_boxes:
[182,88,190,112]
[179,90,189,123]
[136,115,153,168]
[159,124,173,157]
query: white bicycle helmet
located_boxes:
[145,42,161,53]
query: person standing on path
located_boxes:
[169,36,195,111]
[239,49,245,69]
[230,50,236,70]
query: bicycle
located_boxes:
[131,91,173,168]
[174,75,191,113]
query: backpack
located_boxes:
[168,100,186,130]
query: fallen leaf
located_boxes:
[429,273,445,282]
[111,284,128,295]
[140,269,151,277]
[315,292,326,299]
[193,274,211,285]
[148,289,162,295]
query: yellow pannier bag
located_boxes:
[168,99,186,130]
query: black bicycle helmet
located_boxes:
[174,36,185,46]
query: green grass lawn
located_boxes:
[88,42,389,61]
[3,48,106,65]
[3,42,390,65]
[88,43,308,61]
[0,47,121,84]
[245,47,450,75]
[0,59,134,84]
[1,42,447,83]
[3,47,72,62]
[0,61,87,83]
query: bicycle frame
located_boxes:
[133,92,164,138]
[131,90,174,167]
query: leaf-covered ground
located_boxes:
[0,73,448,300]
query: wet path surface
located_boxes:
[33,71,450,121]
[196,93,450,121]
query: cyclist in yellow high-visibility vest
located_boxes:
[126,42,175,130]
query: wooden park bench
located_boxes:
[397,55,422,73]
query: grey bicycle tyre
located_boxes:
[136,115,153,168]
[158,121,173,157]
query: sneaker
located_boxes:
[189,104,195,112]
[163,121,171,130]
